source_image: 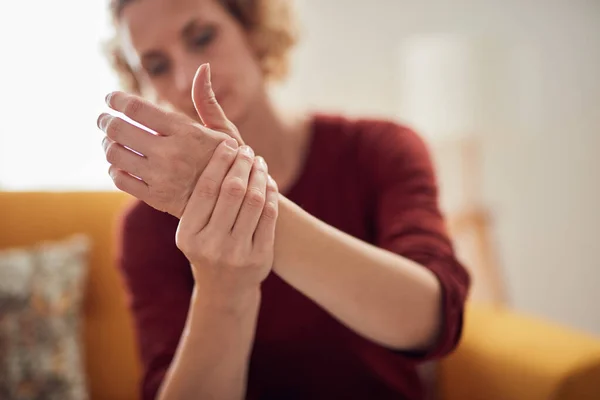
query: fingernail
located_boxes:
[241,145,254,157]
[225,138,238,149]
[257,156,267,169]
[97,114,112,131]
[105,92,114,106]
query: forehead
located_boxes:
[119,0,220,56]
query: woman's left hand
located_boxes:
[176,139,279,303]
[97,64,243,218]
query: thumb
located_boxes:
[192,63,242,143]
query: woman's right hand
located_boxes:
[175,138,279,306]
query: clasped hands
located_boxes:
[97,64,278,299]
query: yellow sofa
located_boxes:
[1,192,599,400]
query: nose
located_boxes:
[173,58,201,98]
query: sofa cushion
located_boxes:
[0,234,90,400]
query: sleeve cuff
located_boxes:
[398,251,470,362]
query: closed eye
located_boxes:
[146,62,168,77]
[141,55,170,77]
[189,25,217,50]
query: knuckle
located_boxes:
[199,242,222,264]
[123,97,143,118]
[196,176,220,199]
[205,89,218,106]
[105,116,121,140]
[237,152,254,166]
[262,201,278,221]
[112,173,127,192]
[222,177,247,199]
[245,188,265,208]
[105,141,120,164]
[267,177,279,193]
[216,146,236,163]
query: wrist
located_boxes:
[192,280,261,316]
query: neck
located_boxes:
[233,90,311,192]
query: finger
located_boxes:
[231,156,268,240]
[253,175,279,250]
[105,91,187,137]
[206,145,255,233]
[98,113,157,156]
[108,165,149,200]
[192,63,242,142]
[179,138,240,233]
[102,136,149,181]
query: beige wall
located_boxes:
[273,0,600,334]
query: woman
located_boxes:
[98,0,470,399]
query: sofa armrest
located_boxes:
[438,304,600,400]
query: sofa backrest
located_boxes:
[0,191,140,400]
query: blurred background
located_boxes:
[1,0,600,399]
[1,0,597,334]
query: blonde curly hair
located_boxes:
[105,0,298,94]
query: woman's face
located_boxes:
[119,0,264,124]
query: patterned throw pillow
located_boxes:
[0,235,90,400]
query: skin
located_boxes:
[97,0,444,398]
[163,139,277,400]
[115,0,308,192]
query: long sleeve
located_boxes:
[366,122,471,360]
[116,201,194,400]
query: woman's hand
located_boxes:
[97,64,243,218]
[157,138,276,400]
[175,139,279,306]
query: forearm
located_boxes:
[273,196,442,350]
[158,285,261,400]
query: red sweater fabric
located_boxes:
[117,115,470,400]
